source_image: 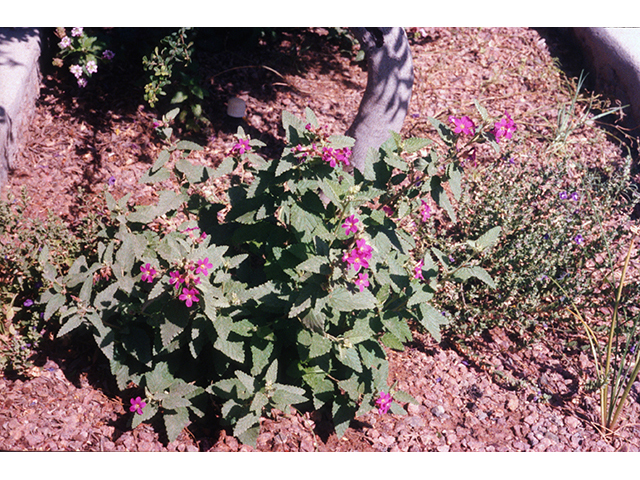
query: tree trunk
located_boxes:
[347,27,414,174]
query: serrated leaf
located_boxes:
[57,314,84,338]
[131,401,158,429]
[175,139,204,151]
[430,176,456,223]
[418,304,449,342]
[452,266,496,289]
[447,163,463,201]
[46,293,67,322]
[233,412,260,439]
[381,331,405,350]
[392,389,418,405]
[164,407,191,443]
[146,362,175,394]
[272,383,308,407]
[335,344,362,373]
[327,135,355,149]
[214,336,245,363]
[332,397,356,440]
[403,136,432,153]
[474,226,502,251]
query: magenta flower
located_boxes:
[375,392,393,415]
[77,77,88,88]
[195,257,213,276]
[414,259,425,281]
[140,263,157,283]
[231,138,251,155]
[354,272,370,292]
[129,396,146,415]
[493,112,516,143]
[342,215,359,236]
[179,287,200,307]
[169,271,184,289]
[102,50,115,60]
[343,239,373,273]
[420,200,431,223]
[449,115,476,136]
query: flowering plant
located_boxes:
[53,27,114,88]
[39,108,498,445]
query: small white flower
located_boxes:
[71,27,83,37]
[86,60,98,74]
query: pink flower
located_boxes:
[420,200,431,223]
[449,115,476,136]
[354,272,370,292]
[58,36,71,49]
[195,258,213,276]
[375,392,393,415]
[129,396,146,415]
[179,287,200,307]
[414,259,425,281]
[342,215,359,236]
[77,77,88,88]
[69,64,83,79]
[102,50,115,60]
[140,263,157,283]
[169,271,184,289]
[86,60,98,74]
[343,239,373,273]
[71,27,84,37]
[231,138,251,155]
[382,205,394,217]
[493,112,516,143]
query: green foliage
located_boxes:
[39,108,495,445]
[52,27,114,88]
[0,187,102,374]
[142,28,209,139]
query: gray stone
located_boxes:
[0,28,41,190]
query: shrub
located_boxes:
[39,107,499,445]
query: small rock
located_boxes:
[437,445,450,452]
[505,395,519,412]
[544,431,559,443]
[431,405,446,418]
[564,416,581,429]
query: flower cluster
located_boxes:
[375,391,393,415]
[54,27,114,88]
[169,257,213,307]
[493,112,517,143]
[419,200,431,223]
[321,146,351,168]
[342,235,373,292]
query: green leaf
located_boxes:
[470,226,502,252]
[131,401,158,429]
[233,412,260,439]
[418,304,449,342]
[145,362,175,393]
[430,176,456,223]
[452,266,496,289]
[335,344,362,373]
[164,407,191,443]
[326,287,377,312]
[332,396,356,440]
[403,136,432,153]
[446,162,463,201]
[57,314,84,338]
[272,383,308,408]
[46,293,67,322]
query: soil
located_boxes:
[2,27,640,452]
